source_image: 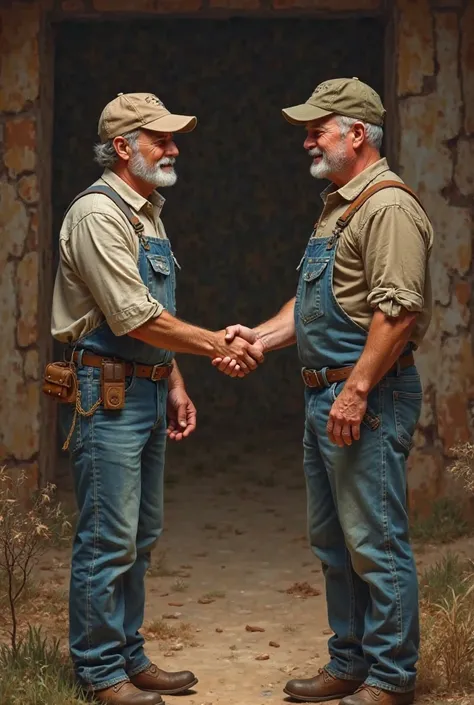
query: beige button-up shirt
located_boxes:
[315,158,433,346]
[52,169,167,343]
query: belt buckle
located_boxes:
[150,363,172,381]
[150,364,163,382]
[301,367,321,388]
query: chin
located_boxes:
[310,166,330,180]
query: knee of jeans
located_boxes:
[308,511,344,549]
[102,533,137,566]
[137,533,162,555]
[344,532,384,577]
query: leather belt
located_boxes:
[73,351,173,381]
[301,352,415,389]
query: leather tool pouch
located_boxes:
[42,362,77,403]
[101,360,126,410]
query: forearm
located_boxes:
[345,309,417,396]
[129,310,217,358]
[254,298,297,352]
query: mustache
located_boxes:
[309,148,323,157]
[158,157,176,167]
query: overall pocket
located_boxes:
[146,253,172,310]
[299,257,330,324]
[393,390,422,451]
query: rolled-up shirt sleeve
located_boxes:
[360,205,429,318]
[68,212,164,336]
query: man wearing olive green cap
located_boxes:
[52,93,264,705]
[215,78,433,705]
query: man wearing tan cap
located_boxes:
[51,93,264,705]
[214,78,433,705]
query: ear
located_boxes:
[113,136,131,162]
[351,122,366,150]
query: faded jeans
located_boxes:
[64,364,168,690]
[303,369,422,693]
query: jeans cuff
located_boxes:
[87,675,130,692]
[325,664,366,682]
[127,658,152,678]
[365,676,415,694]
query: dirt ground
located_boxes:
[28,431,474,705]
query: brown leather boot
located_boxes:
[93,680,164,704]
[130,663,198,695]
[340,685,415,705]
[284,667,364,702]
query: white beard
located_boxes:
[129,152,178,188]
[309,145,348,180]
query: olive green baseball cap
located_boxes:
[282,77,386,127]
[98,92,197,143]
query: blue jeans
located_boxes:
[65,365,168,690]
[303,369,422,693]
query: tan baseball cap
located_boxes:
[98,92,197,142]
[282,77,386,127]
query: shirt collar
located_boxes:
[101,169,165,214]
[319,158,391,204]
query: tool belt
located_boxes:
[42,352,172,452]
[301,352,415,389]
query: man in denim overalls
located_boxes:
[52,93,264,705]
[215,79,433,705]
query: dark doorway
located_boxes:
[53,17,384,485]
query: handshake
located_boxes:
[211,324,264,379]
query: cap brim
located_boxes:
[145,113,197,134]
[282,104,332,125]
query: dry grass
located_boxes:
[142,618,198,648]
[171,577,189,592]
[417,555,474,695]
[201,590,226,600]
[147,549,178,578]
[410,498,470,544]
[0,627,87,705]
[449,443,474,493]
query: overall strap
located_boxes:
[336,180,426,230]
[64,184,145,236]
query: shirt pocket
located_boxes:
[299,257,330,325]
[146,254,172,309]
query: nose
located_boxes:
[166,140,179,158]
[304,135,316,151]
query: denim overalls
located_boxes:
[64,187,178,690]
[295,230,422,693]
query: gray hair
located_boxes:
[336,115,383,151]
[93,129,141,168]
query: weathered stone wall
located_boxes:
[396,0,474,513]
[0,2,42,489]
[0,0,472,515]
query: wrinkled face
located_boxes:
[128,129,179,188]
[304,116,352,181]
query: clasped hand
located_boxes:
[212,325,264,378]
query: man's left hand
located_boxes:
[327,386,367,446]
[167,386,197,441]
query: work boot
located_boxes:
[284,667,364,702]
[130,663,198,695]
[93,680,164,704]
[340,685,415,705]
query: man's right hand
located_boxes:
[212,325,263,378]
